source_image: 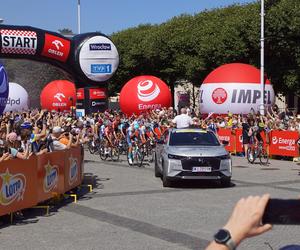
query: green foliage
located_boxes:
[110,0,300,96]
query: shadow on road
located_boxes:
[168,180,236,189]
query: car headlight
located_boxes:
[220,158,232,171]
[168,154,186,160]
[219,154,231,160]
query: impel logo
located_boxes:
[0,169,26,206]
[41,34,71,62]
[137,80,160,102]
[212,88,227,104]
[272,136,278,145]
[54,93,65,102]
[43,161,58,193]
[89,43,111,51]
[69,157,78,185]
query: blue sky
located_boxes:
[1,0,255,35]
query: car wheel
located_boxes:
[220,177,231,188]
[162,164,172,187]
[154,153,162,178]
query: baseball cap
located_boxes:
[52,126,63,134]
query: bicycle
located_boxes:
[247,141,269,165]
[127,140,144,167]
[87,136,100,154]
[99,138,120,161]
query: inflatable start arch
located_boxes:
[0,24,119,113]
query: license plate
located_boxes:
[192,167,212,172]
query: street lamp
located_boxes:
[77,0,81,34]
[259,0,265,115]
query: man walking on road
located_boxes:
[172,108,193,128]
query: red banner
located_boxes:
[235,129,243,153]
[269,130,299,157]
[76,88,85,100]
[89,88,106,100]
[217,128,235,152]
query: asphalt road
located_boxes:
[1,151,300,250]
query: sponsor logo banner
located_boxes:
[0,169,26,206]
[137,80,160,102]
[76,88,85,100]
[89,43,111,51]
[91,64,112,74]
[43,161,59,193]
[269,130,299,157]
[41,33,71,62]
[69,157,78,185]
[0,29,37,55]
[89,88,106,99]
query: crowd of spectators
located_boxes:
[0,104,299,162]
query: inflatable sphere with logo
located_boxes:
[4,82,29,112]
[0,63,9,114]
[120,75,172,115]
[199,63,275,114]
[40,80,76,111]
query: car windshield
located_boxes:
[169,129,220,146]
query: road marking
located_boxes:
[63,203,210,250]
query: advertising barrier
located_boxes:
[217,128,235,152]
[217,129,299,157]
[0,147,83,217]
[269,130,299,157]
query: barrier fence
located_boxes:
[217,129,299,157]
[0,146,84,217]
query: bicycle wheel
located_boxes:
[99,144,107,161]
[136,148,145,167]
[247,147,255,164]
[110,147,120,162]
[88,141,95,154]
[259,148,269,165]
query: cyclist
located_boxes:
[104,121,114,155]
[126,121,140,165]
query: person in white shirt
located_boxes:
[172,108,193,129]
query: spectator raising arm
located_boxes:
[205,194,272,250]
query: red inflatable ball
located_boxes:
[40,80,76,111]
[120,75,172,115]
[199,63,275,115]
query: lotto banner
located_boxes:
[64,147,84,192]
[217,128,235,152]
[0,157,38,217]
[269,130,299,157]
[36,151,66,203]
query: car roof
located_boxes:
[171,128,210,133]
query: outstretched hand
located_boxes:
[224,194,272,246]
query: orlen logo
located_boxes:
[43,161,59,193]
[212,88,227,104]
[89,43,111,51]
[41,34,71,62]
[69,157,78,185]
[137,80,160,102]
[0,169,26,206]
[54,93,65,102]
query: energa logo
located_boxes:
[0,169,26,206]
[137,80,160,102]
